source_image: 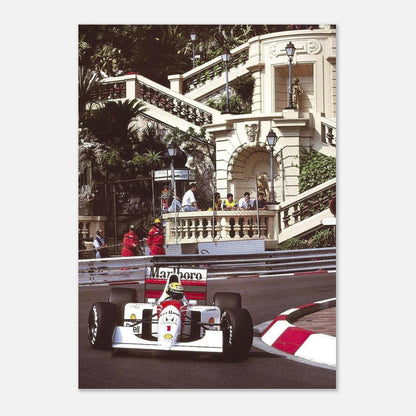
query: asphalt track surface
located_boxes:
[79,271,336,389]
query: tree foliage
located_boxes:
[79,25,290,86]
[78,67,102,125]
[80,99,166,182]
[299,148,336,193]
[206,73,255,114]
[164,126,215,170]
[276,227,336,250]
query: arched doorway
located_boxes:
[227,144,279,202]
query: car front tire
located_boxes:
[88,302,117,350]
[220,308,253,362]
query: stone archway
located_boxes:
[227,143,280,201]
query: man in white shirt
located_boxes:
[93,229,109,258]
[181,183,199,211]
[238,192,254,210]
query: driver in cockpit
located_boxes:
[166,282,186,302]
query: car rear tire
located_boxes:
[213,292,241,311]
[108,287,137,325]
[221,308,253,362]
[88,302,117,350]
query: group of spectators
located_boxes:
[161,183,269,213]
[88,183,270,259]
[161,183,200,213]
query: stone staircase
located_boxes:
[91,29,336,246]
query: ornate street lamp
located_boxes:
[221,47,231,113]
[167,142,178,243]
[285,41,296,109]
[266,130,278,203]
[190,31,197,68]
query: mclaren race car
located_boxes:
[88,267,253,361]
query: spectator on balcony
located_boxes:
[168,191,182,213]
[222,193,237,210]
[93,229,109,258]
[181,183,200,212]
[208,192,222,211]
[147,219,166,255]
[253,192,267,210]
[161,185,171,214]
[238,192,254,210]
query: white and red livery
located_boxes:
[88,267,253,361]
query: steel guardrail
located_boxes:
[78,248,336,286]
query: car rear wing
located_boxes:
[144,267,208,304]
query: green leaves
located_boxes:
[83,99,145,147]
[78,67,102,123]
[80,98,166,181]
[299,148,336,193]
[79,25,290,86]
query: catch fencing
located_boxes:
[78,247,336,286]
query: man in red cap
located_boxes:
[121,225,140,257]
[147,219,166,255]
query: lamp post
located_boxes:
[266,130,278,203]
[190,31,196,68]
[167,142,178,244]
[221,47,231,113]
[285,41,296,109]
[280,148,285,202]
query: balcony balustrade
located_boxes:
[163,210,275,245]
[321,117,337,146]
[182,46,249,94]
[93,77,213,126]
[162,178,335,246]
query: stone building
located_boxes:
[79,27,336,252]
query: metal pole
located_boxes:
[112,183,117,255]
[212,191,216,241]
[192,43,195,68]
[151,171,155,221]
[171,159,178,244]
[281,149,285,202]
[225,62,230,113]
[255,174,260,237]
[269,146,275,203]
[287,57,294,109]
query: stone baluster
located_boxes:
[292,202,300,223]
[196,218,203,240]
[260,217,268,238]
[214,218,221,240]
[205,218,213,240]
[283,208,290,229]
[185,218,192,241]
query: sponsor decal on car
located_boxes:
[146,267,207,282]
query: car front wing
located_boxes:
[112,326,224,353]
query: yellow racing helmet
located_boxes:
[167,282,184,300]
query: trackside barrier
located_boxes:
[78,248,336,286]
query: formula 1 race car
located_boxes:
[88,267,253,361]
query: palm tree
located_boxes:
[85,99,145,141]
[83,99,146,162]
[78,67,102,126]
